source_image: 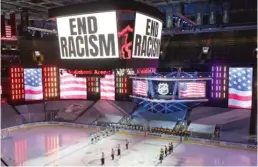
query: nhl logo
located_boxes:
[157,83,169,95]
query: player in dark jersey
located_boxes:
[125,139,129,149]
[117,144,121,156]
[159,148,164,163]
[101,152,105,165]
[111,148,115,160]
[164,145,168,156]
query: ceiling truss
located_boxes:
[1,0,208,21]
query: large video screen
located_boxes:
[59,69,87,99]
[24,68,43,101]
[132,80,148,96]
[228,67,252,109]
[100,73,115,100]
[132,12,162,59]
[56,11,119,59]
[178,82,206,98]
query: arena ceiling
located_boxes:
[1,0,205,20]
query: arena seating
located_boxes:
[131,107,187,122]
[15,103,45,122]
[75,105,102,125]
[46,100,94,121]
[189,107,231,121]
[95,114,123,124]
[109,101,137,114]
[1,104,23,128]
[88,100,130,124]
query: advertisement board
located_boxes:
[132,12,162,59]
[57,11,119,59]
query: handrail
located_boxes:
[1,158,8,166]
[105,100,130,116]
[73,101,98,121]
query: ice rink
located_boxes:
[1,126,257,166]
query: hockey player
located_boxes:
[117,144,121,156]
[101,152,105,165]
[171,142,174,153]
[111,148,115,160]
[91,134,94,144]
[106,129,109,136]
[164,145,168,157]
[168,143,172,154]
[125,139,129,150]
[94,134,98,142]
[159,148,164,163]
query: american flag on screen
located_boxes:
[228,68,252,109]
[133,80,148,96]
[100,73,115,100]
[60,69,87,99]
[179,82,206,98]
[24,68,43,100]
[5,25,12,38]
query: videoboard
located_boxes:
[8,66,155,102]
[57,11,119,59]
[132,79,208,101]
[56,11,163,61]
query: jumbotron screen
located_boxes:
[59,69,87,99]
[56,11,119,59]
[56,11,163,60]
[132,80,207,100]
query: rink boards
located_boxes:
[1,122,257,151]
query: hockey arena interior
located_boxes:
[1,0,257,166]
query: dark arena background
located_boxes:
[1,0,257,166]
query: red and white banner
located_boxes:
[100,73,115,100]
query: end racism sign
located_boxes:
[132,12,163,59]
[57,11,119,59]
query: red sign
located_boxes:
[67,70,112,76]
[136,68,156,74]
[118,25,134,60]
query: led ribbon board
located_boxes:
[57,11,119,59]
[132,12,163,59]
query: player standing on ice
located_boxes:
[168,143,172,154]
[171,142,174,152]
[101,152,105,165]
[159,148,164,163]
[117,144,121,156]
[111,148,115,160]
[164,145,168,156]
[94,134,98,142]
[91,134,94,144]
[125,139,129,149]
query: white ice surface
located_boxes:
[1,127,257,166]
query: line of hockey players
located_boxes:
[89,127,116,144]
[99,140,173,165]
[100,139,130,165]
[159,142,174,164]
